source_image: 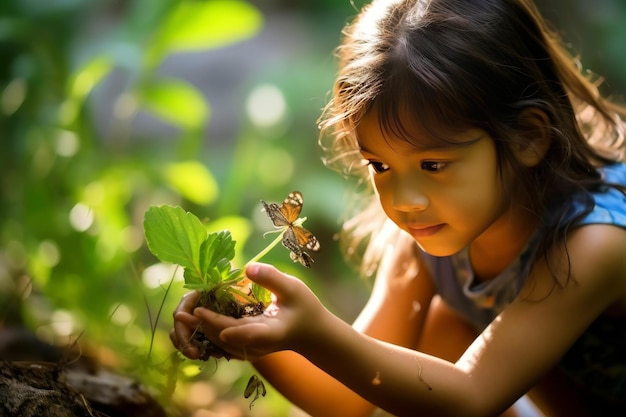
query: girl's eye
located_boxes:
[367,160,390,174]
[421,161,447,172]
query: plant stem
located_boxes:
[245,231,285,267]
[228,286,257,303]
[220,229,285,287]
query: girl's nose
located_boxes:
[392,176,429,212]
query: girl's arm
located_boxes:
[252,243,437,417]
[172,243,436,417]
[199,224,626,417]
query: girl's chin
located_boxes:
[413,237,466,258]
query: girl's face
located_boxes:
[356,107,514,257]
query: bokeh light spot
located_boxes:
[246,84,286,128]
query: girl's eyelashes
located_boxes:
[421,161,448,172]
[364,158,449,174]
[366,160,390,174]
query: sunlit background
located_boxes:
[1,0,624,416]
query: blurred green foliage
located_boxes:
[0,0,624,416]
[0,0,364,415]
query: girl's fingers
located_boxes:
[193,306,274,346]
[171,291,202,358]
[244,262,300,300]
[220,322,273,345]
[190,307,263,359]
[172,312,202,358]
[174,290,201,315]
[193,306,242,329]
[169,327,200,359]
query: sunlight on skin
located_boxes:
[457,317,499,372]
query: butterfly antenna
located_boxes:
[262,229,282,238]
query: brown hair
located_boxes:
[318,0,626,277]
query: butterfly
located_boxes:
[261,191,320,268]
[244,374,267,409]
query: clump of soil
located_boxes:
[191,285,265,361]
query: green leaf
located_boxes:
[199,230,237,285]
[144,206,243,291]
[143,205,207,275]
[164,160,218,205]
[225,268,242,282]
[69,56,113,101]
[251,283,271,305]
[206,216,252,265]
[156,0,262,53]
[183,281,212,291]
[215,257,232,276]
[205,268,223,287]
[139,79,209,130]
[198,232,218,274]
[199,230,235,271]
[60,57,114,126]
[183,268,204,289]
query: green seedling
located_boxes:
[142,191,319,360]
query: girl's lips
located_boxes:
[407,223,446,238]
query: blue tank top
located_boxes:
[420,162,626,411]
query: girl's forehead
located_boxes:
[355,103,422,145]
[356,104,484,152]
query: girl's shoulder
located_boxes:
[567,162,626,228]
[600,161,626,181]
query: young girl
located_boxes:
[171,0,626,416]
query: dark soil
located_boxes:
[191,286,265,361]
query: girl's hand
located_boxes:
[169,290,203,359]
[192,262,327,361]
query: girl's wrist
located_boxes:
[290,305,346,357]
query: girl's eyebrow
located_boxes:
[359,133,486,155]
[358,143,459,155]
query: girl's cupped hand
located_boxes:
[171,262,327,362]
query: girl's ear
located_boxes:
[513,108,552,167]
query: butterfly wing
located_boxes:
[264,191,319,268]
[278,191,303,224]
[281,227,301,254]
[290,250,313,268]
[261,200,290,227]
[282,228,313,268]
[293,225,320,252]
[244,374,267,410]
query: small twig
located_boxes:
[80,393,96,417]
[415,356,433,391]
[147,268,177,359]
